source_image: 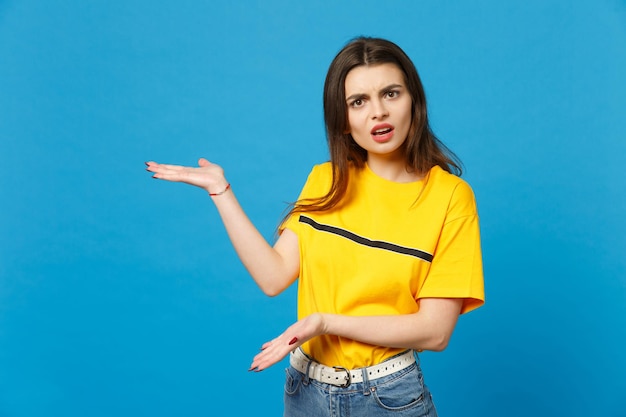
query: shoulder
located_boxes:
[297,162,333,199]
[309,161,333,178]
[429,166,475,196]
[304,162,334,188]
[428,166,477,216]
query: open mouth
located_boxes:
[372,127,393,136]
[370,124,394,142]
[371,123,394,136]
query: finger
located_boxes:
[145,161,158,172]
[150,165,194,181]
[146,162,185,174]
[153,163,186,171]
[254,349,288,371]
[198,158,211,167]
[250,348,274,371]
[249,354,275,372]
[249,338,298,372]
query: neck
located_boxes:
[366,155,423,183]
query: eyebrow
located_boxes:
[346,83,404,102]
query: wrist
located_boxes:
[208,182,231,197]
[318,313,333,335]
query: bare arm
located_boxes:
[146,158,299,296]
[249,298,463,371]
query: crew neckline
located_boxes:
[362,162,431,186]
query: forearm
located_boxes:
[322,299,463,352]
[211,190,296,296]
[249,299,462,372]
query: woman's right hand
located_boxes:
[145,158,229,195]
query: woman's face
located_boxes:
[344,63,413,163]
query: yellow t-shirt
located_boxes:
[282,162,484,368]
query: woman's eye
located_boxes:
[350,99,364,107]
[386,91,399,99]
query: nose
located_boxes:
[370,98,389,120]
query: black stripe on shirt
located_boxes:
[299,215,433,263]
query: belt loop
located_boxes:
[302,351,313,386]
[413,350,421,368]
[361,366,371,395]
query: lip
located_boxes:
[370,123,395,143]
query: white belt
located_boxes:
[289,348,415,388]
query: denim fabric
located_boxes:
[283,354,438,417]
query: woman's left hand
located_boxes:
[249,313,327,372]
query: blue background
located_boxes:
[1,1,625,416]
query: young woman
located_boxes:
[146,37,484,417]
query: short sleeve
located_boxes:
[280,163,332,234]
[418,181,485,314]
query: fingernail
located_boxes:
[144,162,149,166]
[289,337,298,345]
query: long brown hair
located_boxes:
[288,37,461,217]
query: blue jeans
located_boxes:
[283,354,438,417]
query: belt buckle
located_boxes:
[332,366,351,388]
